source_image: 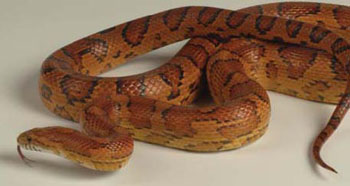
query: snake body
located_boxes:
[17,2,350,172]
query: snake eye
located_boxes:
[27,137,32,142]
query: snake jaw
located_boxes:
[17,145,35,166]
[17,131,38,166]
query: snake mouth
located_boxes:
[17,145,35,166]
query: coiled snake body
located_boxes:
[17,2,350,173]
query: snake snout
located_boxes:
[17,131,33,147]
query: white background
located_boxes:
[1,0,350,185]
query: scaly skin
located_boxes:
[17,2,350,172]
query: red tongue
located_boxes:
[17,145,35,166]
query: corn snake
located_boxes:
[16,2,350,173]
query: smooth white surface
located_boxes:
[1,0,350,185]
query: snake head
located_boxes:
[17,128,43,165]
[17,127,58,164]
[17,127,68,155]
[16,127,133,171]
[17,128,46,152]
